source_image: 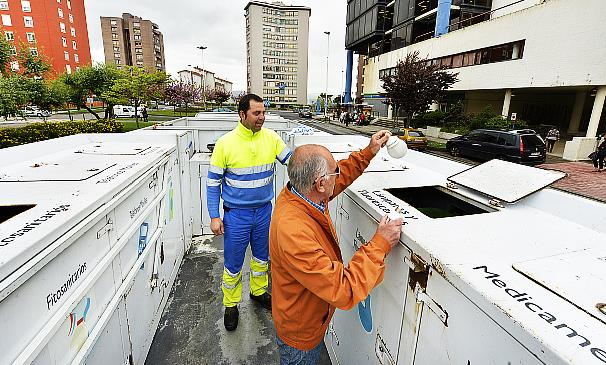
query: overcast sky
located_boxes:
[85,0,355,97]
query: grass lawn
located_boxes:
[120,121,157,132]
[147,109,198,117]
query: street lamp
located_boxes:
[324,31,330,120]
[197,45,207,108]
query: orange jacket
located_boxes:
[269,147,392,351]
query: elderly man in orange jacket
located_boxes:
[269,130,403,364]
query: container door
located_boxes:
[178,133,194,248]
[84,299,130,365]
[413,269,543,365]
[330,193,410,365]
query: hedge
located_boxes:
[0,120,124,149]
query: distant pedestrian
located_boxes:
[142,107,149,123]
[359,112,366,126]
[546,127,560,153]
[592,133,606,172]
[344,111,351,127]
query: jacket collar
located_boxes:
[236,120,259,137]
[284,183,333,233]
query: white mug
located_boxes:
[386,136,408,159]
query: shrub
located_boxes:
[0,120,123,148]
[411,110,445,128]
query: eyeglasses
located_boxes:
[316,165,340,183]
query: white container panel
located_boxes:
[124,237,166,365]
[116,205,161,283]
[0,215,112,364]
[112,165,164,242]
[413,269,547,365]
[84,299,129,365]
[330,193,410,365]
[32,267,117,364]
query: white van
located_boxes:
[113,105,135,118]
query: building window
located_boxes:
[133,22,140,28]
[115,59,121,65]
[113,46,120,52]
[11,61,19,71]
[2,14,12,27]
[64,51,69,60]
[5,31,14,41]
[24,16,33,27]
[110,19,117,26]
[112,40,119,46]
[133,35,141,40]
[135,48,142,54]
[30,48,37,56]
[58,8,64,18]
[62,37,67,47]
[136,54,143,60]
[66,64,71,74]
[59,22,66,33]
[21,0,30,12]
[0,0,8,10]
[112,33,118,40]
[67,0,71,9]
[72,40,76,49]
[74,54,79,62]
[9,45,17,55]
[114,53,120,59]
[70,27,76,36]
[68,14,73,23]
[26,32,35,42]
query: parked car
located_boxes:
[391,128,428,151]
[22,106,51,118]
[446,128,546,165]
[211,107,235,112]
[298,107,312,118]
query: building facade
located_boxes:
[0,0,91,76]
[345,0,606,159]
[177,67,233,95]
[100,13,165,71]
[244,1,310,107]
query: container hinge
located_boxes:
[338,204,350,220]
[375,333,395,365]
[148,172,158,189]
[96,219,114,239]
[149,273,158,290]
[404,253,427,273]
[416,288,448,326]
[328,321,339,346]
[488,198,504,208]
[446,181,458,189]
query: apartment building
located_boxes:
[177,66,233,95]
[345,0,606,159]
[244,1,310,107]
[0,0,91,75]
[100,13,165,71]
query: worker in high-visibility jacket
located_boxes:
[206,94,291,331]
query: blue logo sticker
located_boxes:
[358,294,373,333]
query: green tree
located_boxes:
[0,76,29,119]
[380,51,458,127]
[0,31,12,77]
[60,63,122,120]
[103,66,168,126]
[16,42,51,79]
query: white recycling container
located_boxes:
[290,134,606,365]
[0,133,187,365]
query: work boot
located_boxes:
[250,292,272,310]
[224,306,239,331]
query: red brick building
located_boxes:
[0,0,91,76]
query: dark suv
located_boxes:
[446,129,546,165]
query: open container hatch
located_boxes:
[447,159,566,203]
[386,186,495,218]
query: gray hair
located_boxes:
[288,148,329,194]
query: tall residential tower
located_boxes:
[100,13,165,71]
[244,1,310,107]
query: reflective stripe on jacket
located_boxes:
[207,122,290,218]
[269,147,392,351]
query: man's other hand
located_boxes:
[368,130,391,155]
[376,215,403,248]
[211,217,224,236]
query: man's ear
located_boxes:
[315,177,326,193]
[239,111,246,121]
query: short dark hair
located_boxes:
[238,93,264,114]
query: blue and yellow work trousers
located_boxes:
[221,202,271,307]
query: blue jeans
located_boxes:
[276,337,325,365]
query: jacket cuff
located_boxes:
[370,232,392,257]
[360,146,376,162]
